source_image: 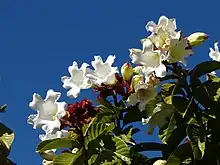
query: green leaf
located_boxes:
[190,61,220,78]
[96,98,114,110]
[36,138,80,152]
[166,143,192,165]
[121,126,140,136]
[0,122,14,156]
[144,102,175,134]
[95,112,116,123]
[159,114,176,144]
[0,154,16,165]
[186,124,206,160]
[120,127,135,146]
[172,96,197,117]
[0,104,7,113]
[161,83,176,104]
[123,105,145,126]
[161,78,186,105]
[190,78,214,108]
[89,150,117,165]
[85,123,115,149]
[163,113,187,158]
[112,136,131,164]
[131,142,167,153]
[53,148,83,165]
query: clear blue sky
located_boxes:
[0,0,219,164]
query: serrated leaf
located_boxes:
[95,112,116,123]
[88,154,98,165]
[36,138,80,152]
[85,123,115,149]
[112,136,131,164]
[121,126,140,136]
[120,127,135,146]
[53,148,82,165]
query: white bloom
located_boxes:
[127,82,157,111]
[61,62,92,98]
[167,38,193,64]
[28,89,67,134]
[146,16,181,49]
[153,160,167,165]
[129,39,167,79]
[146,16,177,36]
[86,55,118,85]
[39,129,69,141]
[209,42,220,61]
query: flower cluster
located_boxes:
[28,16,212,141]
[27,15,219,165]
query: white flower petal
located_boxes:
[39,129,69,141]
[27,114,38,128]
[86,55,118,86]
[28,89,67,134]
[66,85,81,98]
[38,118,61,134]
[155,63,167,78]
[158,16,168,28]
[29,93,43,110]
[106,55,116,66]
[214,42,219,52]
[146,21,157,32]
[209,42,220,62]
[91,56,103,70]
[62,62,91,98]
[56,102,67,119]
[45,89,61,102]
[127,82,157,112]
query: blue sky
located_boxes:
[0,0,219,164]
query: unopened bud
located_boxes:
[140,38,148,44]
[131,75,144,88]
[133,66,144,75]
[121,62,133,81]
[153,160,167,165]
[187,32,208,47]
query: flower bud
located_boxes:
[131,75,144,88]
[153,160,167,165]
[133,66,144,75]
[121,62,133,81]
[187,32,208,47]
[140,38,148,44]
